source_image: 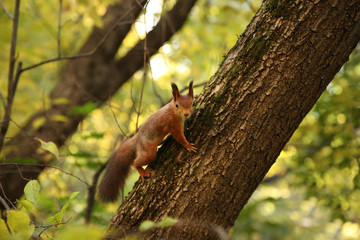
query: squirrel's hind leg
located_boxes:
[134,141,157,181]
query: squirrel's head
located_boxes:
[171,81,194,119]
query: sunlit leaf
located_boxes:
[139,220,156,232]
[7,210,33,239]
[47,211,64,224]
[70,102,97,115]
[157,216,178,228]
[35,138,60,160]
[0,218,11,238]
[83,132,104,139]
[18,199,33,212]
[24,180,40,204]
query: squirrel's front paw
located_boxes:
[139,168,152,181]
[186,143,197,153]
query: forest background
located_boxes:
[0,0,360,239]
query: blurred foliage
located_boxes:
[1,0,360,239]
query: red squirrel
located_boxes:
[97,81,197,202]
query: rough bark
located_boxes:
[106,0,360,239]
[0,0,197,206]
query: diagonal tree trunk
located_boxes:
[105,0,360,239]
[0,0,197,206]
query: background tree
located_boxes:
[0,0,196,206]
[0,0,360,239]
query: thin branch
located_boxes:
[0,91,6,110]
[0,195,10,210]
[0,0,13,19]
[15,163,32,181]
[130,79,139,115]
[84,162,107,224]
[0,0,20,152]
[135,60,148,131]
[151,76,165,106]
[38,217,72,237]
[12,61,22,98]
[179,80,207,94]
[349,105,360,168]
[0,182,16,209]
[47,165,91,186]
[135,3,148,131]
[108,101,128,138]
[0,163,90,186]
[57,0,63,58]
[20,3,140,73]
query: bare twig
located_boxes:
[0,0,13,19]
[0,163,90,186]
[57,0,63,58]
[15,164,32,181]
[84,162,107,224]
[349,105,360,168]
[108,101,128,138]
[136,66,147,131]
[130,79,139,115]
[0,92,6,110]
[47,165,91,186]
[179,80,207,94]
[0,182,16,209]
[12,61,22,98]
[135,4,148,131]
[0,0,20,152]
[20,3,140,73]
[151,76,165,105]
[0,195,10,210]
[38,217,72,237]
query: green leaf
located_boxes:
[24,180,40,204]
[35,138,60,160]
[47,192,79,224]
[139,220,156,232]
[70,102,97,115]
[47,211,65,224]
[18,199,33,212]
[83,132,104,139]
[7,210,33,239]
[139,217,178,232]
[68,191,80,202]
[157,216,178,228]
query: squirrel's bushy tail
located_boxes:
[97,139,136,202]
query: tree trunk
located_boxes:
[105,0,360,239]
[0,0,197,206]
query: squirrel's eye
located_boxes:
[192,102,195,107]
[175,104,179,108]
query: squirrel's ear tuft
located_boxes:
[188,81,194,98]
[171,83,180,100]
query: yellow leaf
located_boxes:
[7,210,33,239]
[0,218,11,238]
